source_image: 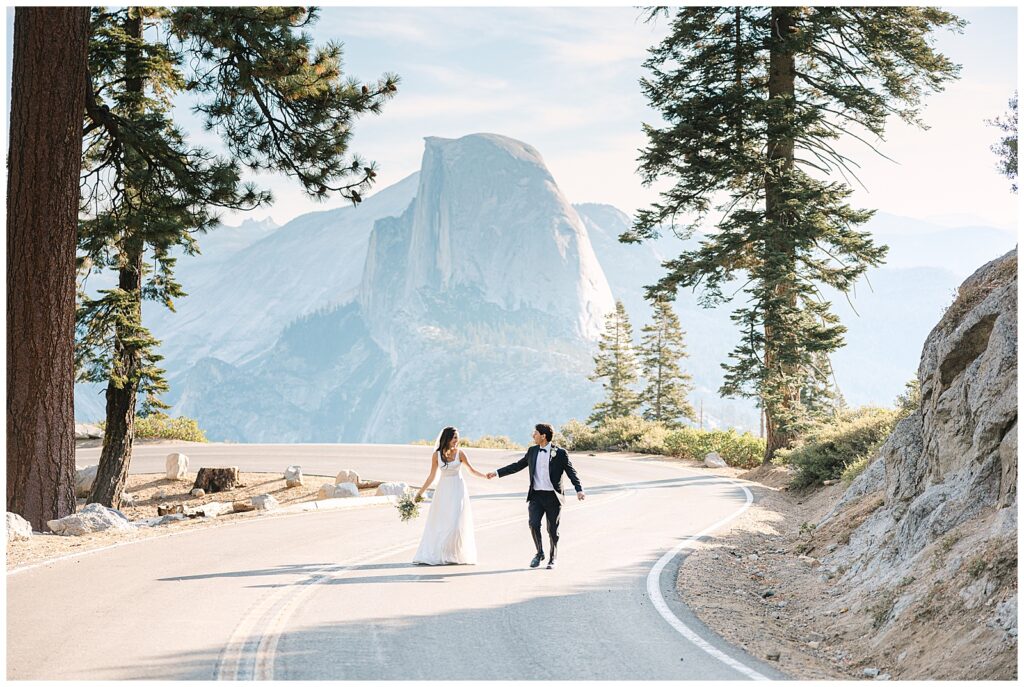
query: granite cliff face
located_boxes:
[166,134,615,442]
[361,134,614,349]
[816,249,1017,678]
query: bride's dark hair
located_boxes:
[436,426,458,467]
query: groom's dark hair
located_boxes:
[535,423,553,442]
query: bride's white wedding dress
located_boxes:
[413,452,477,565]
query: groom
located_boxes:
[487,423,585,569]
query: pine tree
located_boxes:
[625,7,962,460]
[7,8,91,530]
[588,301,642,425]
[988,92,1018,192]
[638,299,696,427]
[77,7,398,507]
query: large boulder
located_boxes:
[284,465,303,487]
[704,452,727,468]
[190,501,231,518]
[318,483,358,499]
[335,469,360,485]
[47,503,135,536]
[74,465,99,498]
[252,494,279,511]
[7,512,32,542]
[193,467,238,494]
[165,453,189,480]
[375,482,408,497]
[74,423,103,439]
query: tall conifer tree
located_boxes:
[7,8,90,529]
[588,301,642,425]
[626,7,962,459]
[77,7,398,507]
[638,300,696,427]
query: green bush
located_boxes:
[558,416,765,468]
[461,435,524,450]
[131,413,208,442]
[660,427,764,468]
[557,419,594,451]
[776,406,897,489]
[841,455,869,483]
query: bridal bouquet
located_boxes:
[396,493,422,522]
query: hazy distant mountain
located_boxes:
[74,135,1016,442]
[159,134,615,442]
[185,216,280,264]
[147,172,419,368]
[862,212,1016,278]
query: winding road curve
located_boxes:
[7,443,787,680]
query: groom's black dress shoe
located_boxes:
[530,553,544,568]
[546,559,557,569]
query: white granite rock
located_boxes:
[190,488,205,498]
[194,501,231,518]
[47,503,135,536]
[319,483,358,499]
[137,514,186,527]
[7,512,32,542]
[165,453,189,480]
[75,465,99,497]
[704,452,727,468]
[251,494,279,511]
[375,482,408,497]
[336,482,359,498]
[284,465,303,487]
[74,423,104,439]
[335,469,360,485]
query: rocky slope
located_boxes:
[807,249,1018,678]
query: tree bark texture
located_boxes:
[6,7,91,530]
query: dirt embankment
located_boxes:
[677,464,1017,680]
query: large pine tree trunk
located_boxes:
[88,11,145,509]
[88,245,144,508]
[6,8,90,531]
[763,6,799,461]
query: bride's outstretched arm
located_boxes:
[415,451,439,500]
[458,450,487,479]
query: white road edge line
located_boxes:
[646,475,772,681]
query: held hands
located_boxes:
[485,472,497,480]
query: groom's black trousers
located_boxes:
[528,491,561,555]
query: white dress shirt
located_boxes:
[533,444,556,492]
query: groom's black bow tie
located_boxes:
[538,447,548,453]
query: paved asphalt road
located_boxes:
[7,443,788,680]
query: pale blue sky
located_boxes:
[4,6,1019,229]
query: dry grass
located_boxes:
[937,254,1016,334]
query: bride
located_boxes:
[412,426,487,565]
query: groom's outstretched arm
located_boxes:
[496,453,529,478]
[563,451,583,493]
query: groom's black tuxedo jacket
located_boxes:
[497,444,583,504]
